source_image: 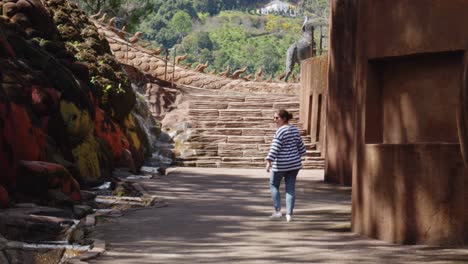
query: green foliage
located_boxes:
[171,11,192,35]
[152,0,198,20]
[74,0,329,78]
[193,0,223,16]
[177,11,302,78]
[219,0,269,10]
[74,0,156,32]
[136,0,198,48]
[297,0,329,19]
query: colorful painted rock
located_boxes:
[17,160,81,202]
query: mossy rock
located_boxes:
[57,24,80,41]
[6,32,94,114]
[97,63,117,80]
[53,9,71,25]
[80,26,100,41]
[36,38,65,55]
[46,0,66,7]
[85,37,108,54]
[112,181,141,197]
[74,48,97,63]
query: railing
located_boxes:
[317,25,329,56]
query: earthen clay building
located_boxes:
[323,0,468,245]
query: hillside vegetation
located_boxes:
[176,12,303,78]
[74,0,329,78]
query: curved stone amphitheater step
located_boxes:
[187,109,301,122]
[173,92,325,169]
[190,128,307,137]
[188,101,300,110]
[182,142,319,157]
[183,93,299,103]
[192,120,303,129]
[186,135,312,144]
[175,156,325,169]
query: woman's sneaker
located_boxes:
[286,214,292,222]
[269,211,282,219]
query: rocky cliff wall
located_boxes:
[0,0,156,207]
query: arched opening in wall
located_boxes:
[308,94,314,134]
[316,94,323,142]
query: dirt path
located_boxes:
[89,168,468,263]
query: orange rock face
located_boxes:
[94,106,131,163]
[0,102,47,190]
[1,103,46,161]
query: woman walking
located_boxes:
[265,109,306,222]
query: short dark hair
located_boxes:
[277,109,293,121]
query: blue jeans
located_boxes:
[270,169,299,215]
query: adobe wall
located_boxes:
[367,53,461,144]
[300,55,328,153]
[325,0,358,186]
[353,0,468,245]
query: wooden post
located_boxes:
[319,25,323,55]
[164,48,168,81]
[172,47,176,88]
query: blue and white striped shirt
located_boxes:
[266,125,307,172]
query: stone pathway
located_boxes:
[89,168,468,263]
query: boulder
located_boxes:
[17,161,81,202]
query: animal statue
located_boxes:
[128,32,142,44]
[219,65,231,77]
[255,68,263,81]
[195,61,209,73]
[284,16,316,82]
[175,54,188,65]
[108,17,116,27]
[231,67,247,79]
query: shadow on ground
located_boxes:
[89,168,468,264]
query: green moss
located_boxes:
[53,10,71,25]
[57,24,80,41]
[113,185,126,197]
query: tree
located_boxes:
[168,11,193,46]
[193,0,223,16]
[170,11,192,34]
[152,0,198,20]
[74,0,155,32]
[137,0,198,48]
[75,0,113,13]
[298,0,330,19]
[138,13,168,41]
